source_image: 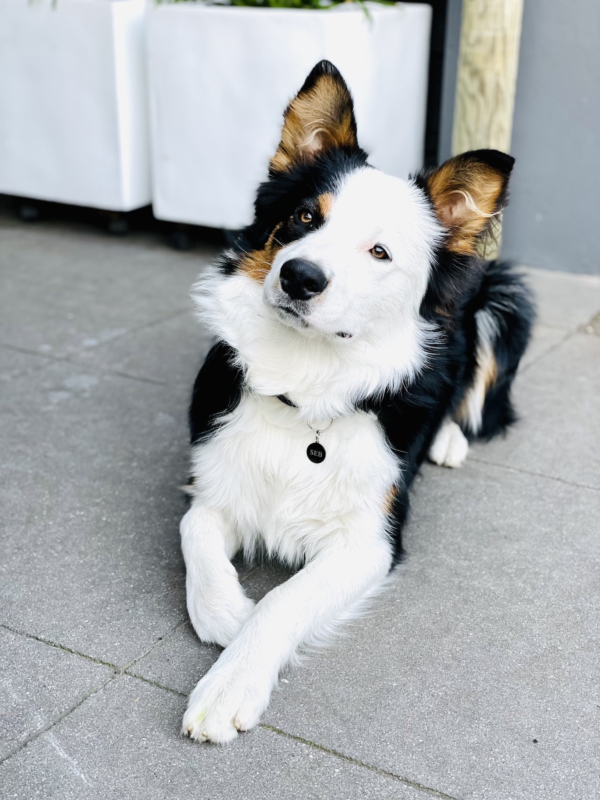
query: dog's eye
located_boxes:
[370,244,391,261]
[298,209,313,225]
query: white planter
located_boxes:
[147,2,432,230]
[0,0,151,211]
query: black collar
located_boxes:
[276,394,298,408]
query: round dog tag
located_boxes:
[307,442,326,463]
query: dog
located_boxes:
[180,60,534,743]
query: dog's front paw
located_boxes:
[187,572,256,648]
[428,419,469,468]
[182,661,271,744]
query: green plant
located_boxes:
[228,0,357,8]
[158,0,393,15]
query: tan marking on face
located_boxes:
[427,159,506,255]
[271,74,356,173]
[317,192,334,219]
[238,223,283,284]
[383,485,398,516]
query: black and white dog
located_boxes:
[181,61,534,743]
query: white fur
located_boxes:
[189,395,400,565]
[182,167,442,742]
[180,505,255,648]
[182,396,400,742]
[182,532,392,743]
[428,418,469,468]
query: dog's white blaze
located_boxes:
[182,166,444,743]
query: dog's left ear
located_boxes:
[270,60,358,173]
[424,149,515,255]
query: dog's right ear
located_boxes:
[423,149,515,255]
[270,61,358,173]
[418,150,515,315]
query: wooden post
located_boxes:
[452,0,524,256]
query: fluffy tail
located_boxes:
[455,261,536,440]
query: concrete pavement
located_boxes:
[1,213,599,799]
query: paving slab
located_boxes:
[127,623,220,696]
[582,311,600,337]
[522,265,600,329]
[0,359,192,666]
[519,323,569,370]
[0,675,428,800]
[0,224,217,358]
[257,462,600,800]
[474,332,600,489]
[0,345,50,381]
[72,310,213,387]
[0,627,113,761]
[130,562,294,696]
[122,460,600,800]
[2,219,599,799]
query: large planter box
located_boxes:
[147,2,432,230]
[0,0,151,211]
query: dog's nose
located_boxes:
[279,259,328,301]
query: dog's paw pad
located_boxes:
[428,420,469,468]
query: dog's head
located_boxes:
[195,61,515,415]
[239,60,514,341]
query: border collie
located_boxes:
[180,61,534,743]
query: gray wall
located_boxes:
[439,0,600,274]
[438,0,462,165]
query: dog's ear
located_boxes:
[424,149,515,255]
[270,61,358,173]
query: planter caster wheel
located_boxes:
[19,203,41,222]
[106,213,129,236]
[168,228,194,251]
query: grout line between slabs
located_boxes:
[0,343,68,365]
[0,350,60,382]
[1,623,462,799]
[519,306,600,377]
[517,328,575,375]
[0,616,191,676]
[0,618,192,765]
[468,456,600,493]
[122,619,192,673]
[68,306,195,355]
[123,671,187,698]
[0,303,192,367]
[260,725,464,800]
[59,359,169,387]
[0,341,170,387]
[0,673,118,766]
[119,672,462,800]
[0,623,119,670]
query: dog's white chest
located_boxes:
[191,394,399,563]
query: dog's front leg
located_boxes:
[182,530,392,743]
[180,502,255,648]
